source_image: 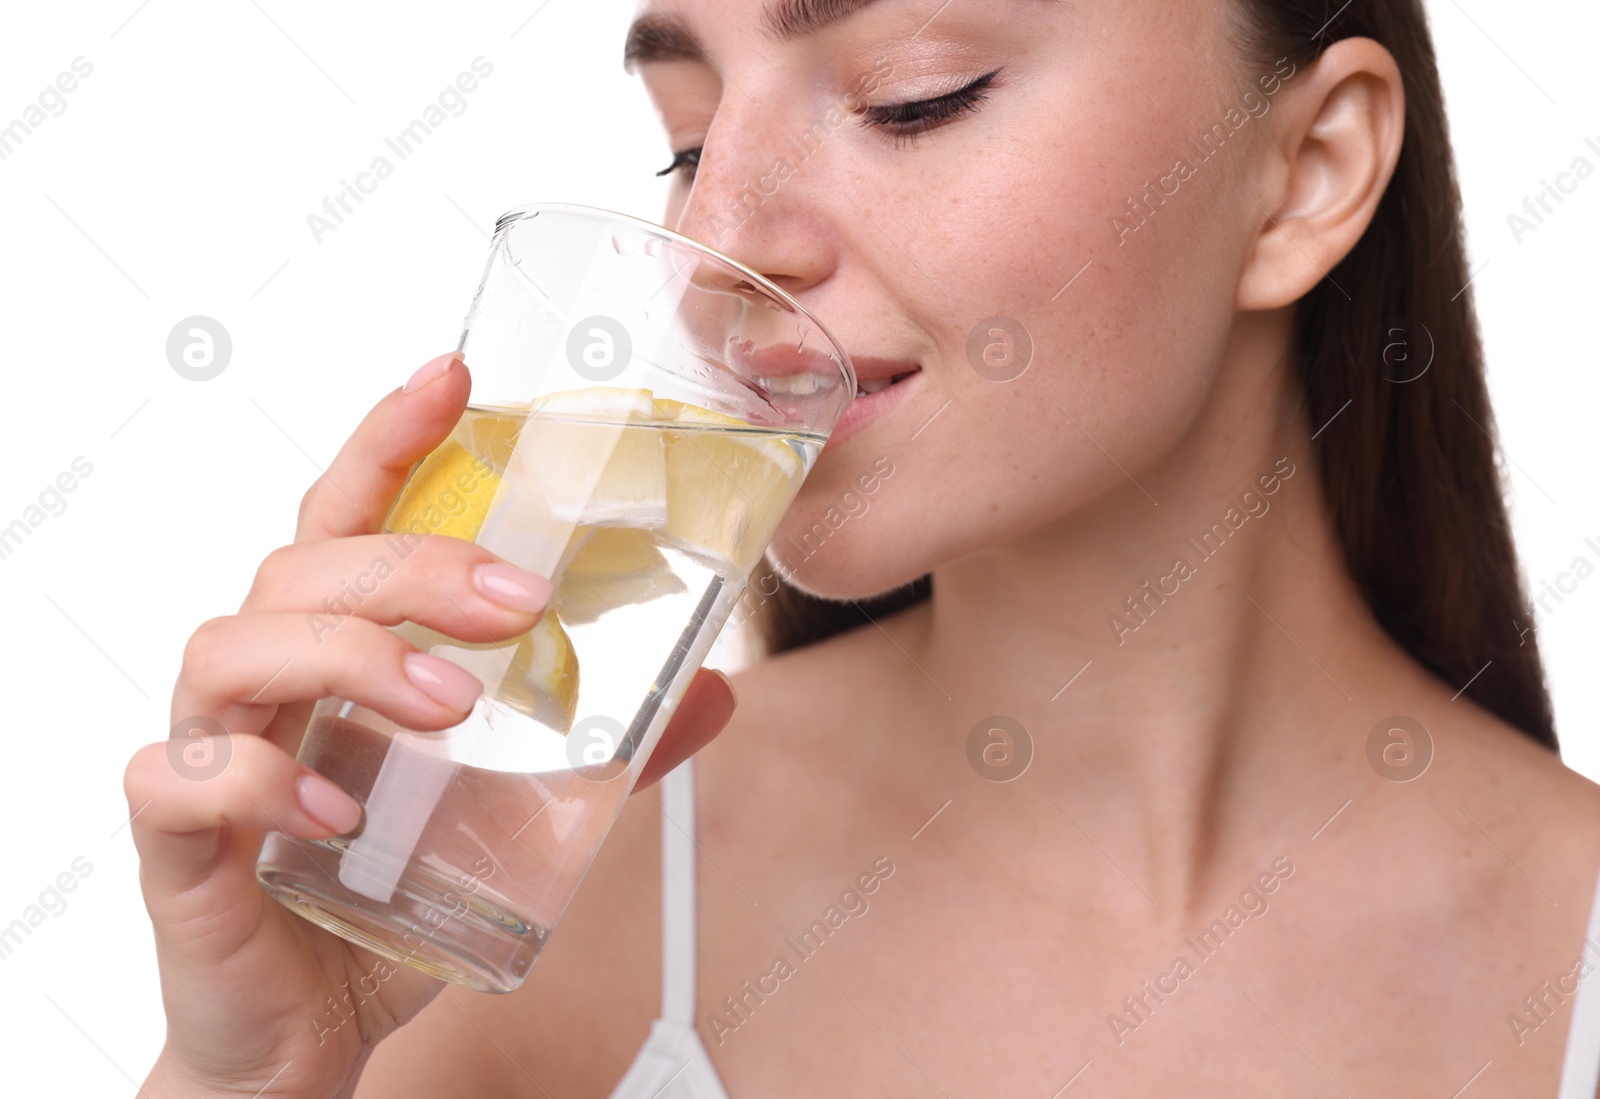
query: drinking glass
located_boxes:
[256,203,854,992]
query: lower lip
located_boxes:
[826,371,921,448]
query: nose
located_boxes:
[667,100,837,300]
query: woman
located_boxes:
[127,0,1600,1095]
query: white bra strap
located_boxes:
[658,756,698,1026]
[1558,866,1600,1099]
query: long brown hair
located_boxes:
[752,0,1558,750]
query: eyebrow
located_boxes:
[624,0,886,70]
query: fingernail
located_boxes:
[473,562,553,613]
[713,668,738,707]
[403,351,463,393]
[404,652,484,712]
[297,772,364,834]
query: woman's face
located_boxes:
[631,0,1280,599]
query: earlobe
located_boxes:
[1235,38,1406,312]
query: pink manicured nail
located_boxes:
[404,652,484,712]
[403,351,462,393]
[296,772,364,833]
[474,563,553,613]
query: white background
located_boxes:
[0,1,1593,1092]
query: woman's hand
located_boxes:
[124,352,738,1098]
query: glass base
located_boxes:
[257,835,548,994]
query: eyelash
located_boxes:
[655,68,1001,181]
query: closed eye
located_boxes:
[655,68,1001,180]
[860,68,1001,146]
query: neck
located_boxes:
[896,309,1411,915]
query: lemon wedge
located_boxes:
[500,609,580,727]
[654,398,803,574]
[415,612,580,736]
[555,525,686,625]
[522,387,668,529]
[384,438,502,540]
[385,417,581,733]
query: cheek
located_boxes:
[770,133,1245,600]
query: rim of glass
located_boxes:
[492,202,856,394]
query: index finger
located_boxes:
[294,351,471,543]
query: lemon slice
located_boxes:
[522,387,668,529]
[654,398,804,573]
[420,611,579,736]
[385,415,581,733]
[385,438,502,540]
[556,526,687,625]
[499,609,580,728]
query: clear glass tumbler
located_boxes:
[256,203,854,992]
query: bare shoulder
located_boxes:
[1437,696,1600,884]
[1350,694,1600,1090]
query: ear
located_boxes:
[1235,38,1405,311]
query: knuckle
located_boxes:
[296,478,324,528]
[122,742,168,803]
[407,532,478,572]
[318,614,397,668]
[383,535,478,602]
[247,543,297,606]
[179,616,233,685]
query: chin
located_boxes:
[762,514,928,604]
